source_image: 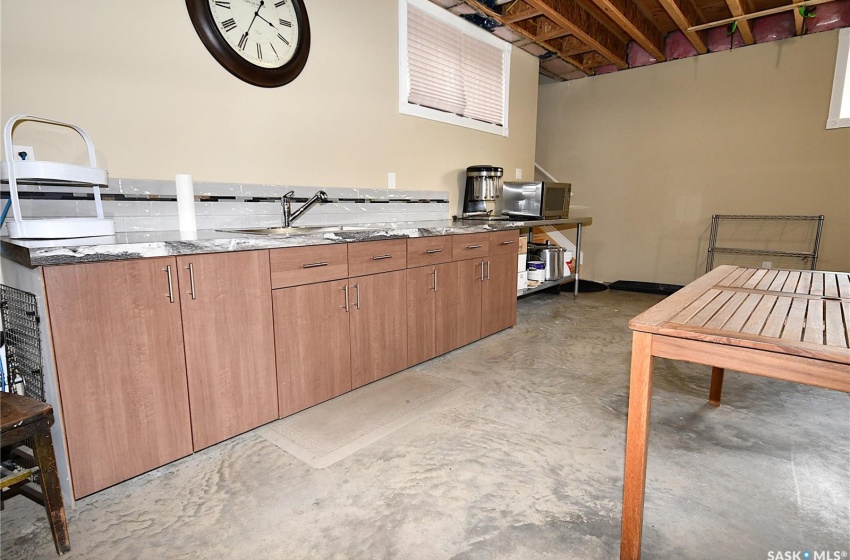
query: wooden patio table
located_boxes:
[619,265,850,559]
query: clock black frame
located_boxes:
[186,0,311,88]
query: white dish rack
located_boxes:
[1,115,115,239]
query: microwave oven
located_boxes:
[502,181,571,219]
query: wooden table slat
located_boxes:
[729,268,758,288]
[687,290,737,327]
[824,300,848,348]
[670,290,722,324]
[810,272,824,296]
[796,271,812,294]
[781,298,808,342]
[755,269,780,290]
[741,295,778,335]
[761,296,793,339]
[803,299,825,344]
[742,268,769,289]
[768,270,791,291]
[723,293,764,333]
[843,302,850,344]
[837,274,850,299]
[715,267,752,287]
[824,273,840,298]
[783,271,802,292]
[704,291,749,330]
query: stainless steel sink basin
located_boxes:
[222,225,379,236]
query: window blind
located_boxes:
[406,5,506,128]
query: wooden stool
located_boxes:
[1,392,70,555]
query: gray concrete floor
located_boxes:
[2,290,848,559]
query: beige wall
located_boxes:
[537,30,850,285]
[0,0,539,214]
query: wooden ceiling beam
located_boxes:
[502,2,541,23]
[724,0,755,44]
[523,0,629,68]
[585,0,667,60]
[792,2,805,34]
[657,0,708,54]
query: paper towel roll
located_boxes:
[175,174,197,232]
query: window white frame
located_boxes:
[826,28,850,129]
[398,0,511,136]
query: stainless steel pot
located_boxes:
[530,245,565,281]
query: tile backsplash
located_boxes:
[1,178,450,235]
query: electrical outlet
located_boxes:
[515,168,522,180]
[387,172,396,189]
[12,145,34,161]
[762,261,772,268]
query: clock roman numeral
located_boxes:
[238,32,249,50]
[277,33,290,46]
[221,18,237,32]
[214,1,231,8]
[270,43,278,57]
[279,19,292,27]
[274,0,287,7]
[257,43,263,59]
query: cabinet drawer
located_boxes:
[270,244,349,289]
[407,236,452,268]
[489,230,520,255]
[348,239,407,277]
[452,233,489,261]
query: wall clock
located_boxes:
[186,0,311,88]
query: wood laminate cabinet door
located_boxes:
[445,258,483,352]
[273,279,352,417]
[350,270,408,388]
[481,252,518,337]
[176,251,277,451]
[407,265,436,367]
[43,257,192,498]
[433,262,460,357]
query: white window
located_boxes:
[827,28,850,129]
[399,0,511,136]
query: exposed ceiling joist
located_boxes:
[502,2,540,23]
[546,35,596,57]
[724,0,755,43]
[656,0,709,53]
[523,0,629,68]
[586,0,667,60]
[792,1,805,34]
[688,0,834,30]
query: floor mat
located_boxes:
[257,371,464,468]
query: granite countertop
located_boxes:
[1,217,593,267]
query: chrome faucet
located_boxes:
[281,189,329,227]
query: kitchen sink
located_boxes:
[222,225,380,236]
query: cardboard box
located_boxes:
[518,253,527,272]
[518,236,528,253]
[517,271,528,292]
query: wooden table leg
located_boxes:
[32,427,70,555]
[708,367,725,407]
[621,331,655,560]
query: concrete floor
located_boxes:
[2,290,848,559]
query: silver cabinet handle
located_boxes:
[467,244,482,249]
[432,268,438,292]
[499,240,515,245]
[164,265,174,303]
[425,248,443,254]
[187,263,196,300]
[371,255,393,260]
[302,261,328,269]
[343,284,350,312]
[354,283,361,309]
[478,261,484,281]
[485,260,491,280]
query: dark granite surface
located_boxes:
[0,217,592,267]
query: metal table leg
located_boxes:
[573,223,582,299]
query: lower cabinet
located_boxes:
[350,270,408,388]
[44,257,193,498]
[407,262,455,365]
[446,258,484,352]
[176,251,278,451]
[273,279,352,417]
[481,251,518,337]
